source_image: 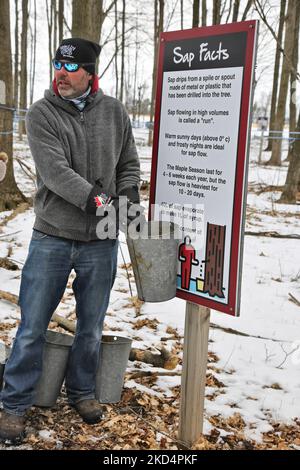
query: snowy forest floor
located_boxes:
[0,129,299,450]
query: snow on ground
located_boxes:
[0,128,299,447]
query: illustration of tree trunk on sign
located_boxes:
[203,223,226,298]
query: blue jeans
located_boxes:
[1,230,118,415]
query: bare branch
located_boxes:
[254,0,300,81]
[276,343,300,368]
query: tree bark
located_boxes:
[202,0,207,26]
[29,0,37,105]
[58,0,64,43]
[203,224,226,298]
[0,0,26,211]
[148,0,164,147]
[119,0,125,102]
[265,0,286,152]
[269,0,296,166]
[232,0,240,21]
[286,0,300,161]
[279,111,300,203]
[132,11,139,122]
[241,0,253,20]
[46,0,53,86]
[180,0,183,29]
[52,0,58,60]
[212,0,221,25]
[192,0,199,27]
[72,0,102,42]
[14,0,19,110]
[18,0,28,138]
[114,0,118,98]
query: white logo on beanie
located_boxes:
[60,44,76,58]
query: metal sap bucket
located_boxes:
[95,335,132,403]
[127,221,180,302]
[34,330,73,407]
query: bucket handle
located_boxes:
[127,238,145,301]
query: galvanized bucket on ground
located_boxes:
[95,335,132,403]
[127,221,180,302]
[34,330,73,407]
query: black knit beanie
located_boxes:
[55,37,101,74]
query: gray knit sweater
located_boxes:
[26,87,140,241]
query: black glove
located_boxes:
[85,184,140,216]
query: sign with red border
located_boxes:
[149,21,258,316]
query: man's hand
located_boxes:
[86,184,146,236]
[110,197,146,234]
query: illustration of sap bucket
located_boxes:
[0,344,11,391]
[34,330,73,407]
[95,335,132,403]
[127,221,180,302]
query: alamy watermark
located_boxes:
[95,198,204,245]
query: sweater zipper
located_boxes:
[80,110,92,237]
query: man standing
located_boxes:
[0,38,140,444]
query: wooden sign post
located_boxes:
[149,21,258,447]
[179,303,210,447]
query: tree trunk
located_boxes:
[14,0,19,110]
[268,0,296,166]
[72,1,116,76]
[279,112,300,203]
[52,0,58,60]
[58,0,64,43]
[212,0,221,25]
[132,11,139,122]
[148,0,164,147]
[46,0,53,86]
[265,0,286,152]
[0,0,26,211]
[203,224,226,298]
[202,0,207,26]
[232,0,240,21]
[180,0,183,29]
[241,0,253,20]
[114,0,118,99]
[286,0,300,161]
[29,0,37,105]
[72,0,102,42]
[119,0,125,102]
[18,0,28,139]
[192,0,199,27]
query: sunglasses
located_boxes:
[52,60,94,72]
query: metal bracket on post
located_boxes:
[178,301,211,448]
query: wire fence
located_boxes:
[0,103,27,135]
